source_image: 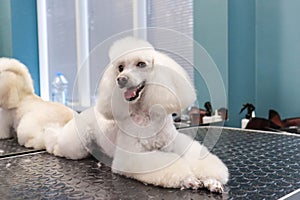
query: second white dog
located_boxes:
[45,37,229,193]
[0,58,74,149]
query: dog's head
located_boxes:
[97,37,196,118]
[113,50,153,103]
[0,58,34,109]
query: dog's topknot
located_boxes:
[109,37,154,62]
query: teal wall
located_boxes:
[0,0,12,57]
[0,0,40,95]
[256,0,300,120]
[195,0,300,127]
[2,0,299,126]
[228,0,256,127]
[194,0,228,110]
[228,0,300,127]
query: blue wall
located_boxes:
[0,0,40,95]
[228,0,300,127]
[194,0,228,110]
[2,0,300,126]
[0,0,12,57]
[256,0,300,119]
[228,0,256,127]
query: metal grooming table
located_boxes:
[0,127,299,199]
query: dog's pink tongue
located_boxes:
[124,88,137,100]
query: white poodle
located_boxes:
[45,37,229,193]
[0,58,74,149]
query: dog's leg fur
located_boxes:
[44,107,110,160]
[44,107,117,160]
[168,132,229,193]
[45,116,90,160]
[111,114,228,192]
[16,114,45,149]
[112,147,200,189]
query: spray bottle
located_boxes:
[202,102,222,124]
[240,103,255,128]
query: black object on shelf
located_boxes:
[239,103,255,119]
[204,101,213,116]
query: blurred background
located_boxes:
[0,0,299,128]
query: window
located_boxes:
[37,0,194,109]
[147,0,194,80]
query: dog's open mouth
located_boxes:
[124,81,145,101]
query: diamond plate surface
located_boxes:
[0,138,42,158]
[0,153,221,200]
[195,128,300,200]
[0,127,299,200]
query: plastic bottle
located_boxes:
[51,72,68,105]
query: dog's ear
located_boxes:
[0,58,35,109]
[0,78,21,109]
[96,64,117,119]
[144,52,196,115]
[5,87,20,109]
[0,70,33,109]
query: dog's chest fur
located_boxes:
[129,107,174,152]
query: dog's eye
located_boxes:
[118,65,124,72]
[136,62,146,68]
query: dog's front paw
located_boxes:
[200,178,224,193]
[180,175,201,190]
[181,176,224,193]
[52,145,64,157]
[24,138,44,150]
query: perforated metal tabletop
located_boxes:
[0,127,299,200]
[0,138,42,158]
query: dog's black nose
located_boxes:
[117,75,128,88]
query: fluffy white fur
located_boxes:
[45,37,229,193]
[0,58,74,149]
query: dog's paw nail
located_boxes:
[201,178,224,193]
[181,176,201,190]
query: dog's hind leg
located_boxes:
[16,115,45,149]
[44,117,90,160]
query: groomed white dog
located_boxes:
[45,37,229,193]
[0,58,74,149]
